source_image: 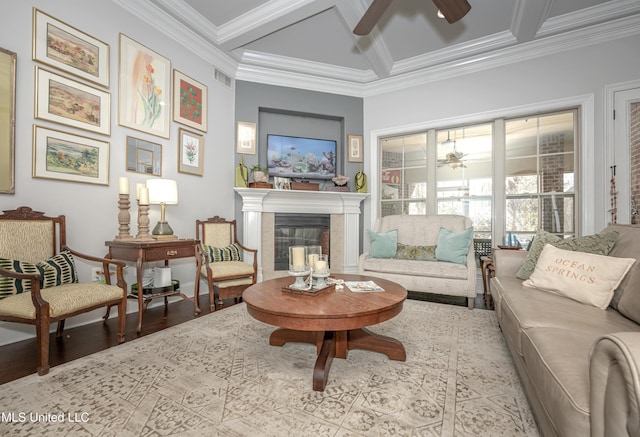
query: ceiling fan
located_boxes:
[353,0,472,36]
[437,133,467,168]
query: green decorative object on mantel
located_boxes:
[355,164,367,193]
[235,156,248,187]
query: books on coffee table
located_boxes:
[345,281,384,292]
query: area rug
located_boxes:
[0,300,539,436]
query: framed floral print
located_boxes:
[178,128,204,176]
[118,34,170,139]
[32,125,109,186]
[173,69,207,132]
[126,136,161,176]
[32,8,109,88]
[35,66,111,136]
[347,134,364,163]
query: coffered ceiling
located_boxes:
[115,0,640,96]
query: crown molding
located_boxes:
[112,0,238,75]
[155,0,220,43]
[235,63,365,98]
[539,0,640,37]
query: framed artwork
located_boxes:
[348,134,364,163]
[32,125,109,186]
[236,121,256,155]
[178,128,204,176]
[32,8,109,88]
[126,136,161,176]
[35,66,111,136]
[173,69,207,132]
[118,33,170,139]
[0,48,16,195]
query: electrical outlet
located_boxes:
[91,268,104,282]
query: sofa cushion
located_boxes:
[516,229,620,280]
[601,224,640,319]
[395,243,436,261]
[521,327,594,437]
[523,244,635,309]
[362,258,468,280]
[368,229,397,259]
[435,226,473,265]
[498,283,639,357]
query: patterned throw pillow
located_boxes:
[395,243,437,261]
[37,251,79,288]
[516,229,620,280]
[0,258,40,298]
[201,244,242,263]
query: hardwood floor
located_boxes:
[0,290,492,385]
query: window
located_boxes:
[377,109,578,245]
[505,111,576,247]
[379,133,427,216]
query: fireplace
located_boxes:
[234,188,368,281]
[274,213,330,271]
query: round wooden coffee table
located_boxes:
[242,274,407,391]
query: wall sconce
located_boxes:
[146,179,178,239]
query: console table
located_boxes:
[105,239,202,332]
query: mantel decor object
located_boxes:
[355,164,368,193]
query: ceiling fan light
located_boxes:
[437,10,445,19]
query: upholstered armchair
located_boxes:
[196,216,258,311]
[0,207,127,375]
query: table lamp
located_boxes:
[146,179,178,239]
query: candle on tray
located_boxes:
[314,260,327,273]
[308,253,319,267]
[290,246,305,271]
[119,177,130,195]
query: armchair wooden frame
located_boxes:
[0,207,127,375]
[196,216,258,311]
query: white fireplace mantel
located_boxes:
[234,188,369,280]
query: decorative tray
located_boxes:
[282,283,335,296]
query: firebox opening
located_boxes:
[274,213,330,271]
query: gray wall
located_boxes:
[234,80,364,238]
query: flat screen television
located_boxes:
[267,134,337,180]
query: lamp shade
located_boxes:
[146,179,178,205]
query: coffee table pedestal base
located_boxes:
[269,328,406,391]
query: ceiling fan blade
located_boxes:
[353,0,393,36]
[432,0,471,24]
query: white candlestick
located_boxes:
[291,247,305,271]
[119,176,130,194]
[136,183,145,200]
[139,187,149,205]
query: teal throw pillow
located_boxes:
[515,229,620,280]
[435,227,474,265]
[368,229,398,259]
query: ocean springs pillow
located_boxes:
[516,229,620,280]
[435,227,473,265]
[368,229,398,259]
[523,244,634,309]
[395,243,436,261]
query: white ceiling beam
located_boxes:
[333,0,393,79]
[216,0,335,51]
[511,0,553,43]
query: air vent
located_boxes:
[214,69,232,88]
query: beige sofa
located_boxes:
[490,223,640,437]
[358,214,477,308]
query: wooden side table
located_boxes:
[480,255,495,305]
[105,239,202,332]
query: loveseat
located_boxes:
[358,214,477,308]
[490,223,640,437]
